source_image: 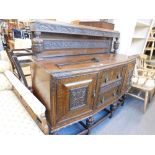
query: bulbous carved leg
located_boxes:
[86,117,94,135]
[109,104,114,118]
[121,100,125,106]
[120,94,127,106]
[86,117,94,128]
[122,94,126,100]
[119,98,124,106]
[50,130,58,135]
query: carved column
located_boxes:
[113,37,119,54]
[32,31,43,57]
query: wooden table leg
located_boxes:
[144,91,149,113]
[150,89,154,102]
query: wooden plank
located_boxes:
[127,92,144,100]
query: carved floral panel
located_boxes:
[69,87,88,110]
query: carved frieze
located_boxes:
[43,39,111,50]
[30,22,120,38]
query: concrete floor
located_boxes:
[91,95,155,135]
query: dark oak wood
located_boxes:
[75,21,114,30]
[30,20,136,133]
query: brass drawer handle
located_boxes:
[117,73,121,79]
[93,90,96,99]
[100,96,105,103]
[104,74,109,83]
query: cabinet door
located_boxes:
[56,73,97,125]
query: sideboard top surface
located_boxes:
[33,53,136,74]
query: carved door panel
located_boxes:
[56,73,97,125]
[95,66,124,110]
[122,61,136,93]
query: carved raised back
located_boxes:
[30,20,120,59]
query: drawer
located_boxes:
[101,66,123,85]
[100,78,122,93]
[98,87,120,106]
[94,65,125,109]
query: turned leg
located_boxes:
[144,91,149,113]
[86,117,94,135]
[149,90,154,103]
[121,99,124,106]
[86,117,94,128]
[122,94,127,100]
[119,97,124,106]
[121,94,126,106]
[122,94,127,105]
[50,130,58,135]
[109,104,114,118]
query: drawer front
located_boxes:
[95,65,125,109]
[98,86,120,107]
[56,73,97,125]
[101,66,123,84]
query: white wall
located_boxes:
[114,19,136,55]
[114,19,154,56]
